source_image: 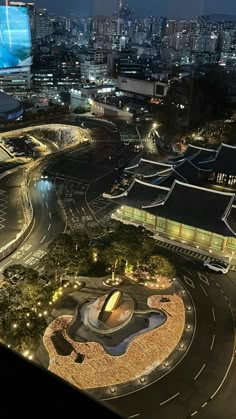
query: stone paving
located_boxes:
[43,288,185,391]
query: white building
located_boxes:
[0,67,31,95]
[81,60,108,83]
[118,76,169,99]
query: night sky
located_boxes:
[1,0,236,17]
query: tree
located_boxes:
[0,264,55,354]
[98,223,156,278]
[146,255,176,280]
[2,265,38,284]
[101,240,130,277]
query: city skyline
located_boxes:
[1,0,236,18]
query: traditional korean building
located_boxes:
[126,143,236,188]
[125,156,210,186]
[125,158,173,179]
[104,179,236,254]
[198,143,236,186]
[170,144,217,165]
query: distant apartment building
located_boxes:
[118,76,169,100]
[81,59,108,83]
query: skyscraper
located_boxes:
[117,0,123,36]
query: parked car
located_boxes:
[203,258,230,274]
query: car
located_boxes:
[41,174,48,179]
[203,258,230,274]
[14,152,25,157]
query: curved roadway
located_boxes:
[0,120,235,419]
[107,252,235,419]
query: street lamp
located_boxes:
[152,122,158,129]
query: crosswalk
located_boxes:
[99,213,112,225]
[155,240,208,260]
[55,179,89,199]
[0,189,7,230]
[88,194,115,225]
[89,195,112,212]
[155,239,236,271]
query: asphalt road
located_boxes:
[0,170,65,272]
[0,119,135,269]
[0,169,25,249]
[107,252,235,419]
[0,118,235,419]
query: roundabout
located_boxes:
[41,250,235,419]
[107,252,236,419]
[42,274,193,397]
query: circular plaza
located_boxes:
[42,274,194,398]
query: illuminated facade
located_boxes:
[116,205,236,253]
[105,178,236,256]
[173,143,236,187]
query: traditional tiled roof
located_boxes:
[152,160,209,187]
[144,181,236,236]
[170,144,217,166]
[104,179,169,209]
[198,143,236,176]
[152,172,184,187]
[174,159,210,181]
[125,158,172,177]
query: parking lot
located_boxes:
[2,135,40,159]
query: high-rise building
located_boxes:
[35,8,49,40]
[9,1,36,40]
[1,2,32,95]
[166,20,177,36]
[219,31,232,52]
[205,33,218,53]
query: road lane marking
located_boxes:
[210,334,215,351]
[0,261,11,271]
[23,251,33,260]
[198,272,210,285]
[216,282,220,287]
[45,202,48,208]
[200,284,208,296]
[48,224,51,231]
[194,363,206,380]
[212,307,216,322]
[40,235,46,244]
[210,344,235,400]
[183,275,195,288]
[160,392,180,406]
[190,411,198,417]
[49,212,51,218]
[202,402,208,408]
[183,268,192,275]
[128,414,140,418]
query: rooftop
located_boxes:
[199,143,236,176]
[144,181,236,236]
[105,178,169,209]
[125,158,172,177]
[0,92,23,120]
